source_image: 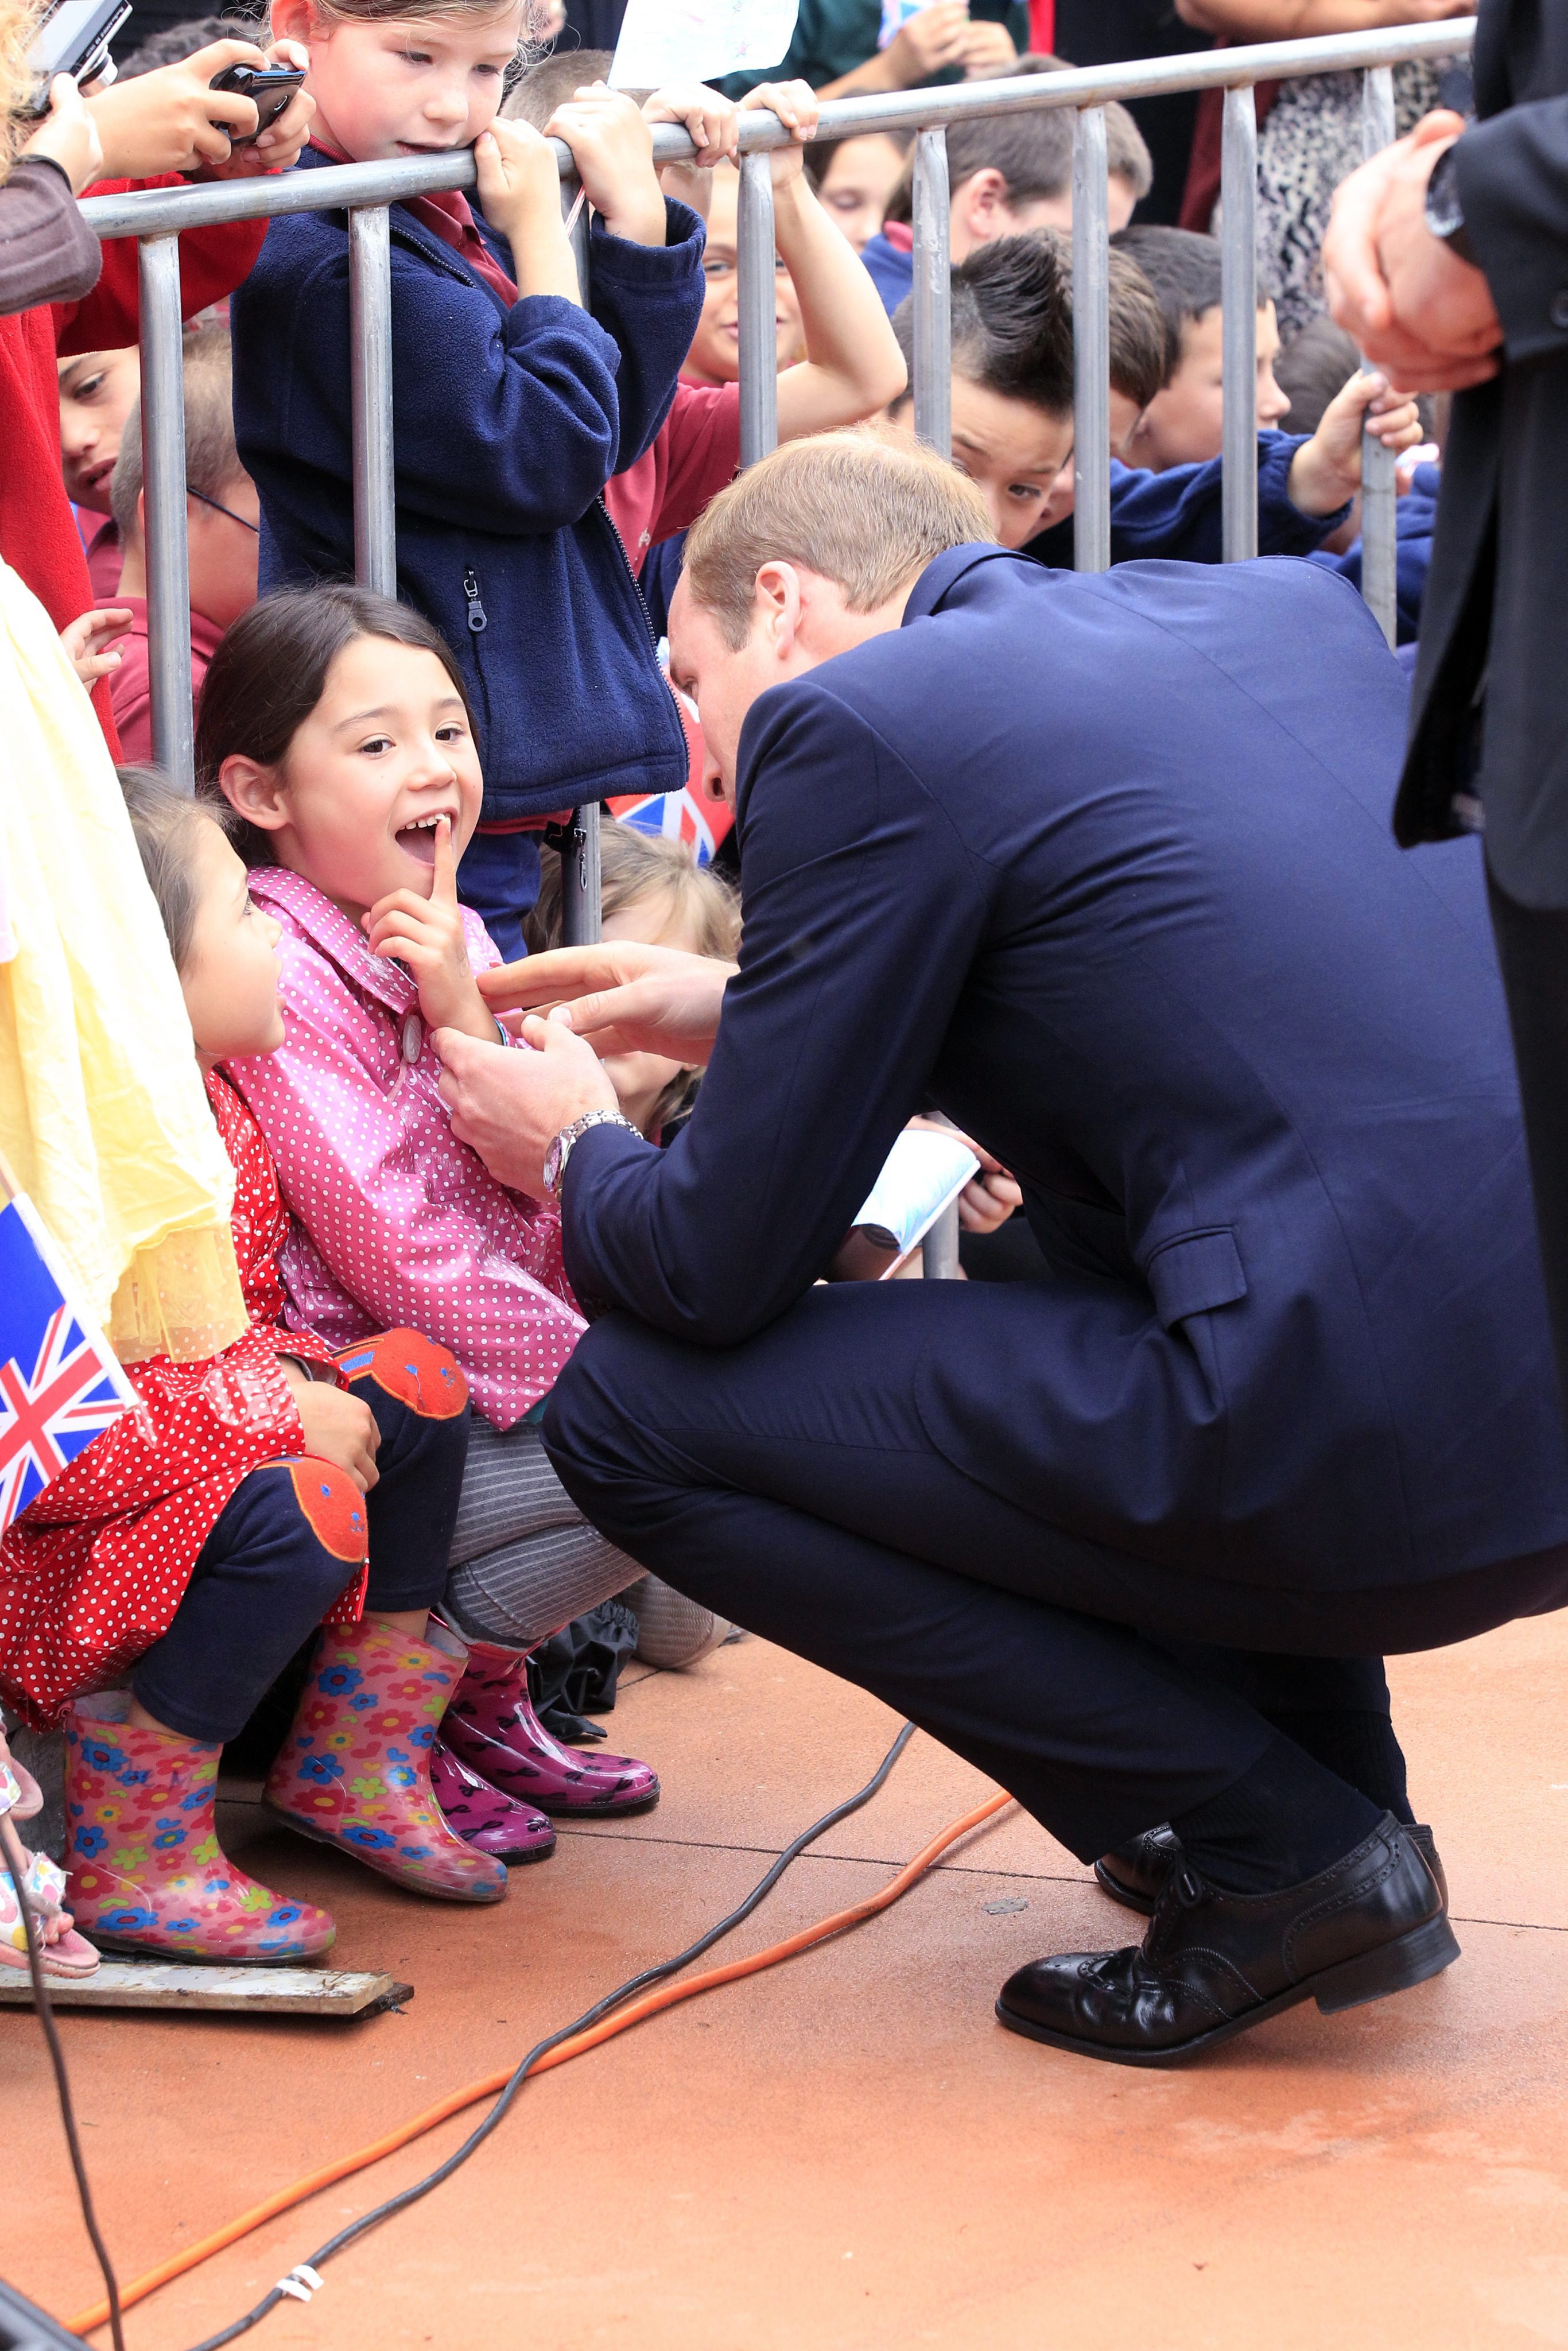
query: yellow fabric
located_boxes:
[0,560,246,1361]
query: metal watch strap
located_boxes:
[546,1108,641,1198]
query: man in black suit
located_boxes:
[434,434,1568,2069]
[1326,0,1568,1418]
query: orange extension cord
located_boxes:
[68,1787,1012,2341]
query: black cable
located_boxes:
[0,1815,126,2351]
[179,1719,918,2351]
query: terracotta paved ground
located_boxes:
[5,1616,1566,2350]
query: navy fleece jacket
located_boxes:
[232,146,706,823]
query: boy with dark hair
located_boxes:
[888,234,1165,546]
[861,57,1153,315]
[886,230,1422,571]
[1112,223,1292,470]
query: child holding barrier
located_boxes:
[234,0,709,954]
[0,773,511,1966]
[197,584,663,1834]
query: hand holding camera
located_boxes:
[86,34,313,181]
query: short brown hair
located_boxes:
[111,323,245,546]
[885,58,1152,226]
[681,432,991,650]
[502,44,613,124]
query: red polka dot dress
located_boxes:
[0,1073,356,1729]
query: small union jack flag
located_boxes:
[0,1194,138,1533]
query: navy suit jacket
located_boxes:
[564,546,1568,1594]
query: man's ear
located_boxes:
[219,754,290,836]
[751,560,804,659]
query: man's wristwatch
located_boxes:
[543,1108,642,1198]
[1424,142,1477,268]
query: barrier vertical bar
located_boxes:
[1072,104,1112,573]
[737,151,779,467]
[1220,84,1259,563]
[911,127,952,457]
[1358,64,1399,645]
[350,206,396,596]
[560,173,600,948]
[912,131,961,1279]
[138,234,195,790]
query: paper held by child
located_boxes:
[610,0,802,88]
[853,1129,980,1275]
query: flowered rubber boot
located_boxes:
[437,1629,660,1817]
[63,1697,335,1963]
[263,1620,507,1902]
[430,1741,556,1865]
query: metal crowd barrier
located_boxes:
[77,15,1474,939]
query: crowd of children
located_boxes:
[0,0,1450,1973]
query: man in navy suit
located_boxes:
[434,434,1568,2067]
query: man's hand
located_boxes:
[434,1018,618,1199]
[363,815,494,1043]
[478,938,734,1064]
[279,1361,381,1492]
[1324,111,1503,391]
[546,83,666,248]
[60,607,132,686]
[22,75,103,194]
[1287,367,1423,515]
[740,80,818,188]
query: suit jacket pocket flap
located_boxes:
[1146,1228,1247,1330]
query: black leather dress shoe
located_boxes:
[1095,1818,1447,1915]
[999,1814,1460,2067]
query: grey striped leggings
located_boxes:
[442,1415,642,1649]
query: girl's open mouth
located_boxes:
[395,817,445,866]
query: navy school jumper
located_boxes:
[232,148,704,837]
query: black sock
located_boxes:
[1171,1731,1384,1896]
[1268,1707,1415,1824]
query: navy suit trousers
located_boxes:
[546,1280,1568,1863]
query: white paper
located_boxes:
[853,1130,980,1273]
[610,0,802,88]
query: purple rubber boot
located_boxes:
[438,1631,660,1817]
[430,1741,556,1864]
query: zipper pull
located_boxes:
[463,569,488,634]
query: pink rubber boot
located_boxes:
[430,1741,556,1864]
[64,1697,335,1962]
[265,1620,507,1902]
[437,1629,660,1817]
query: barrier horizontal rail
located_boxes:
[77,19,1476,238]
[73,10,1476,1003]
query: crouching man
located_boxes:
[434,433,1568,2068]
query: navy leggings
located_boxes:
[132,1350,470,1743]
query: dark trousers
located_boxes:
[1487,870,1568,1428]
[544,1283,1553,1865]
[133,1363,469,1744]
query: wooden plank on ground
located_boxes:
[0,1963,412,2017]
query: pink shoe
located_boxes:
[430,1741,555,1864]
[438,1630,660,1817]
[63,1699,335,1964]
[265,1621,507,1903]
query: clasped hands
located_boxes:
[433,939,734,1199]
[1323,108,1503,391]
